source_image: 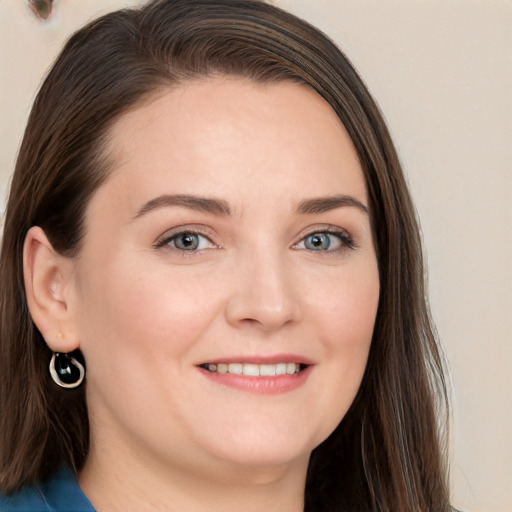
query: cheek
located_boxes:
[74,262,227,447]
[313,260,380,349]
[305,261,379,430]
[76,260,223,382]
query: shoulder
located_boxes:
[0,467,95,512]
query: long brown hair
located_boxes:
[0,1,450,510]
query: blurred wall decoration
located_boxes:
[0,1,511,511]
[29,0,54,21]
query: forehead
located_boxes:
[93,78,367,218]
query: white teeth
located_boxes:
[260,364,276,376]
[205,362,302,376]
[276,363,287,375]
[228,363,243,375]
[243,364,260,376]
[286,363,296,375]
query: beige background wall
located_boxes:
[1,1,510,510]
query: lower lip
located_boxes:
[198,366,313,395]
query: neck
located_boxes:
[78,434,309,512]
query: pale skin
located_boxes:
[24,79,380,512]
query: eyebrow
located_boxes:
[133,193,368,220]
[133,194,231,220]
[296,195,369,215]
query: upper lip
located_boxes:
[197,354,315,366]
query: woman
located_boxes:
[0,1,452,510]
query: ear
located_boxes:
[23,226,80,353]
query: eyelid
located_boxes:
[292,226,355,251]
[153,224,355,253]
[154,225,218,250]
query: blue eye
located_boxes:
[295,231,351,252]
[160,232,213,251]
[304,233,333,251]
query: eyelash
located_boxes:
[293,227,355,254]
[154,227,355,254]
[154,230,216,252]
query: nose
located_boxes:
[225,248,303,331]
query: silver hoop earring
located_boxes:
[49,352,85,389]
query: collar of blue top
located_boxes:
[0,467,95,512]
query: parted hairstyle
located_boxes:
[0,1,451,510]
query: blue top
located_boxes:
[0,467,95,512]
[1,468,464,512]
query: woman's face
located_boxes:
[68,79,379,475]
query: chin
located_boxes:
[200,429,321,471]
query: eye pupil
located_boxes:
[175,233,199,250]
[306,233,330,251]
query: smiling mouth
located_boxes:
[199,362,308,376]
